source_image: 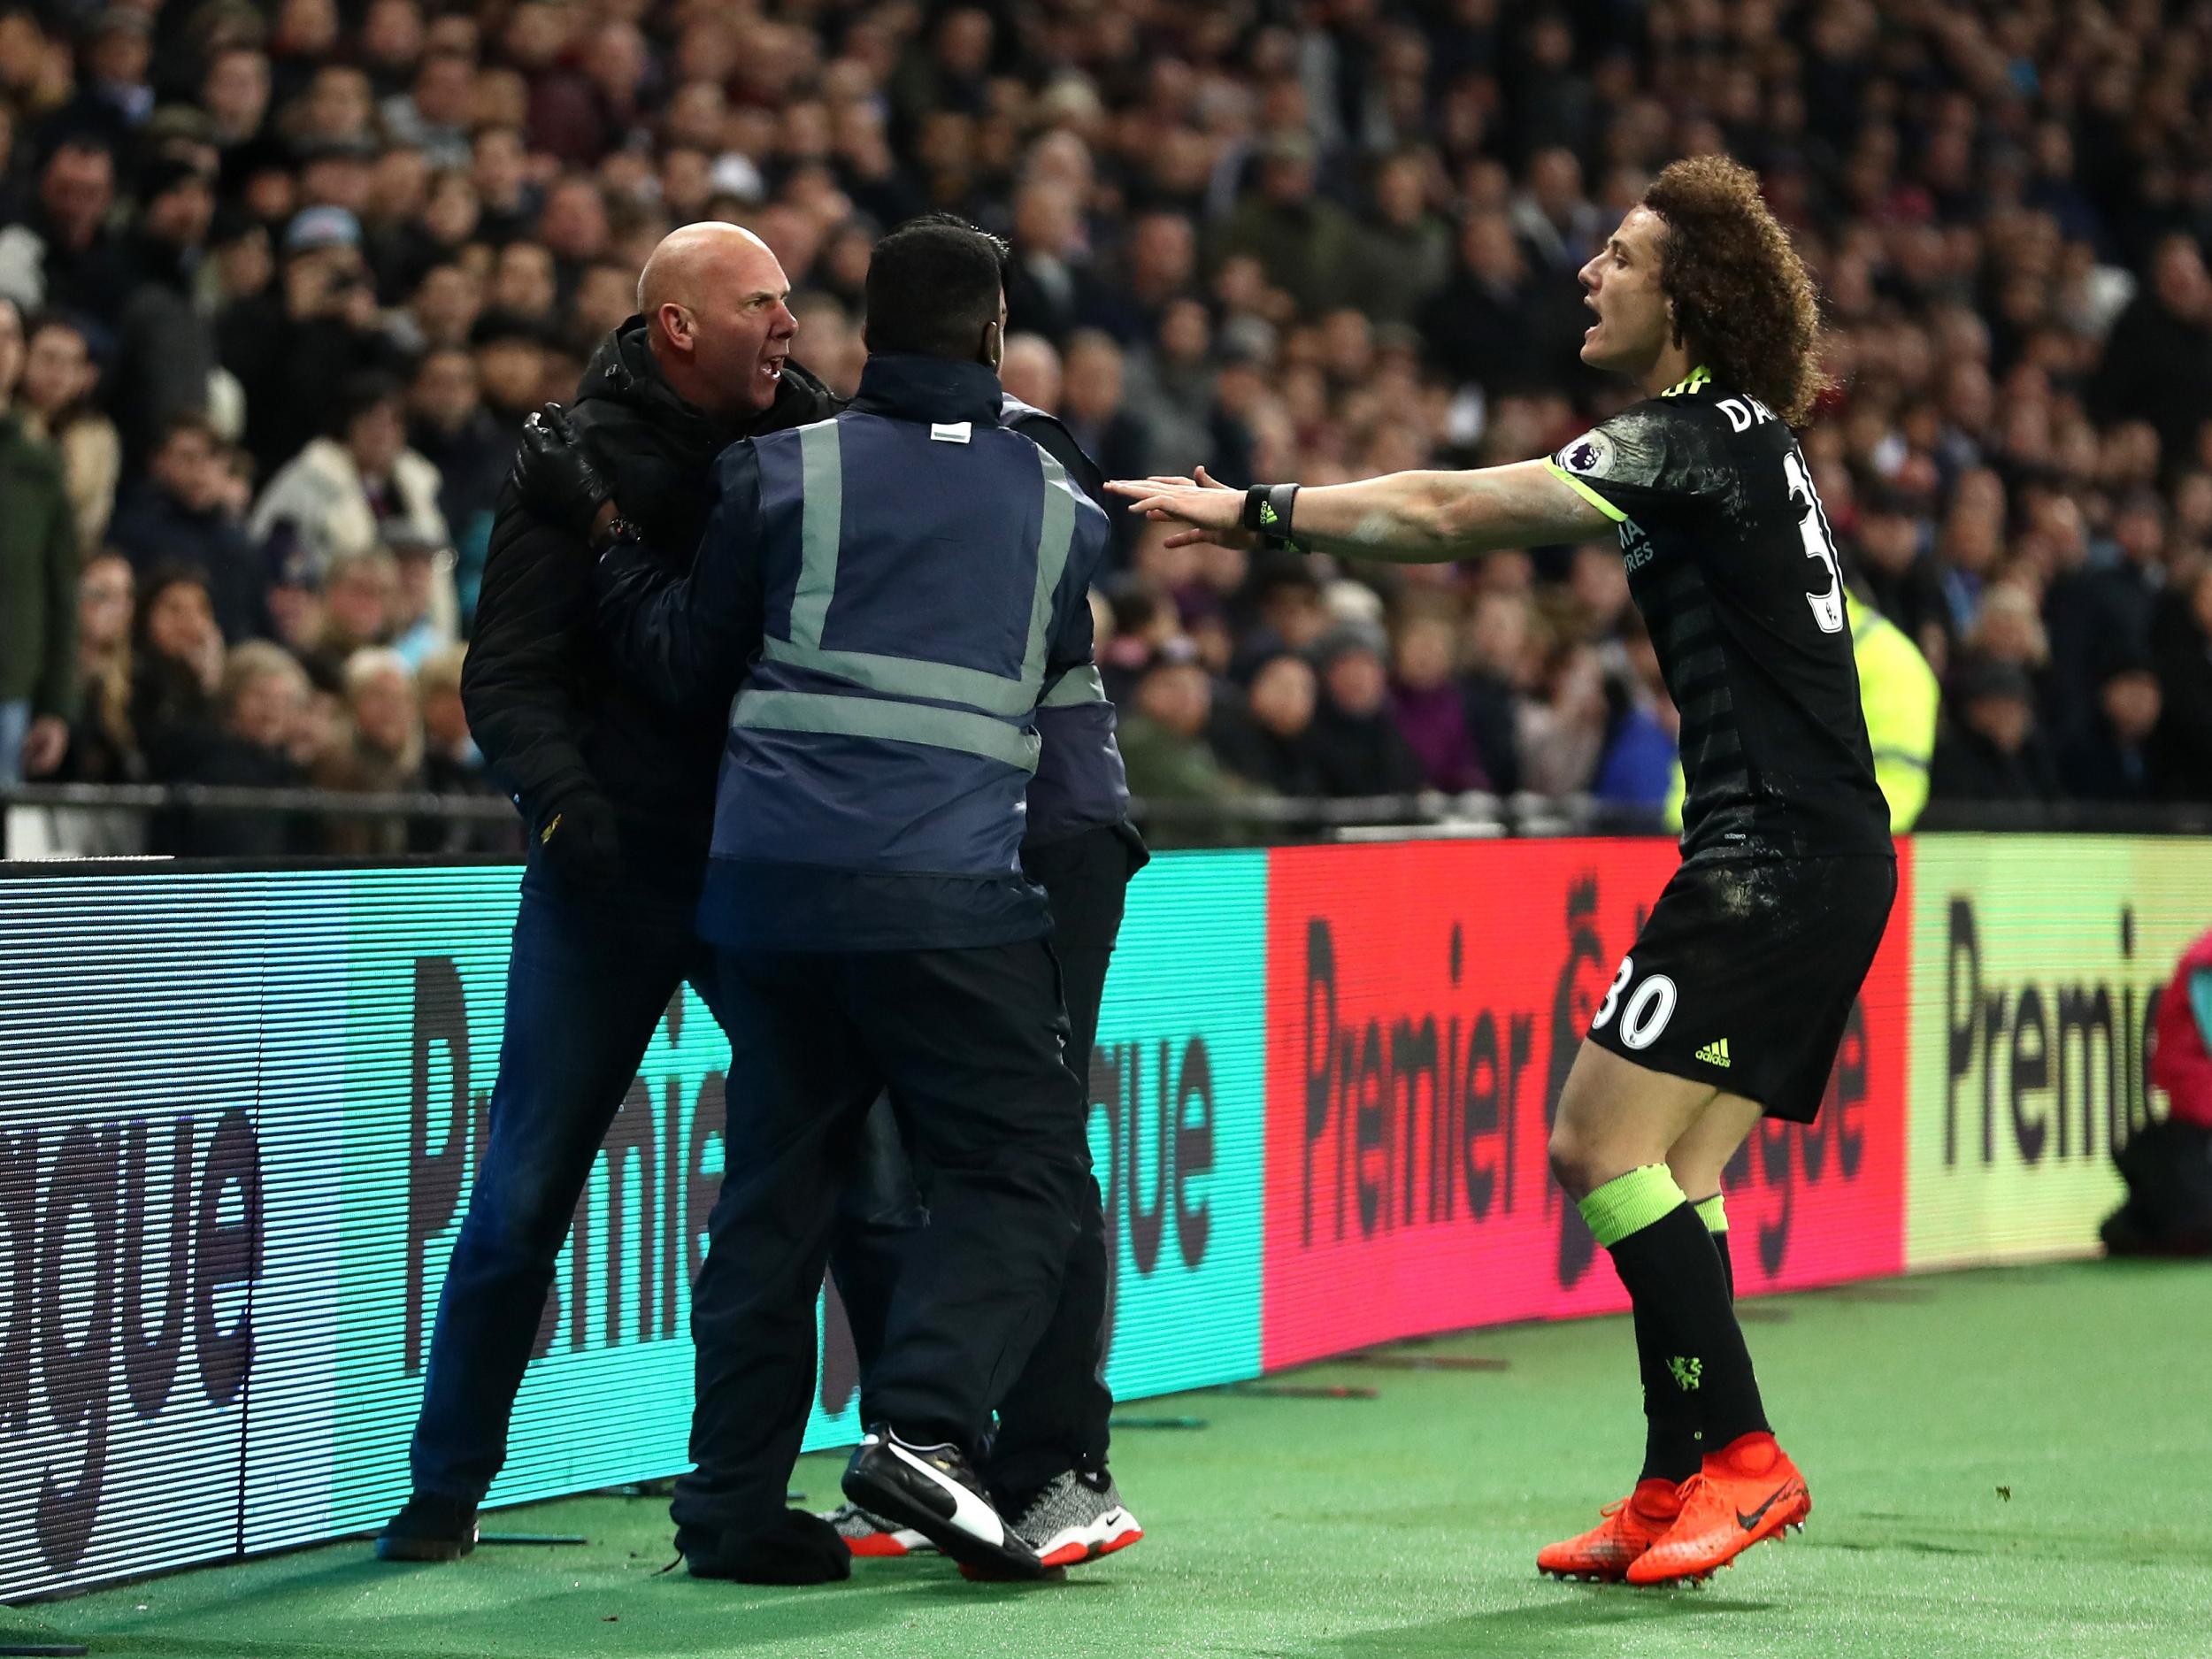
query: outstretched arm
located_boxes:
[1107,459,1617,564]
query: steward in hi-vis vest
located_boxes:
[514,217,1111,1586]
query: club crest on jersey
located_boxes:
[1560,430,1615,478]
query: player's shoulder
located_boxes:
[1553,375,1746,506]
[1643,371,1794,449]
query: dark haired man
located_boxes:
[1115,156,1894,1588]
[516,215,1118,1582]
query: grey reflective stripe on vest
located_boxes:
[743,430,1087,767]
[732,687,1042,772]
[1018,451,1079,687]
[786,419,844,650]
[1039,664,1107,707]
[757,635,1039,716]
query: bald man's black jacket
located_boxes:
[464,314,841,886]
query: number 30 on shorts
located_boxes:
[1590,954,1678,1050]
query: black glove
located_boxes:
[532,788,624,886]
[511,403,611,541]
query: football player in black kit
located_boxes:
[1111,156,1893,1588]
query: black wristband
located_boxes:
[1240,483,1301,540]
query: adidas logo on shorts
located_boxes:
[1694,1038,1732,1068]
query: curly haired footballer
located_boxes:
[1115,149,1893,1592]
[1642,155,1830,426]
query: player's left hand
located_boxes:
[1107,465,1257,550]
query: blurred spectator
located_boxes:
[1964,580,2053,706]
[1212,651,1325,796]
[2154,564,2212,802]
[111,157,218,462]
[1117,644,1260,844]
[313,645,423,856]
[1510,148,1603,274]
[0,136,129,318]
[1931,660,2061,805]
[1217,133,1355,319]
[1389,612,1488,793]
[16,310,118,549]
[1310,625,1425,798]
[298,547,397,692]
[2093,234,2212,471]
[1232,557,1332,680]
[998,331,1061,413]
[2046,486,2161,707]
[1594,616,1678,810]
[470,309,549,427]
[1461,588,1528,795]
[128,563,225,780]
[249,371,448,585]
[173,641,313,857]
[386,528,459,664]
[1518,639,1608,798]
[1854,488,1952,676]
[405,344,508,623]
[109,414,266,642]
[0,296,78,784]
[2059,649,2166,802]
[1005,178,1102,342]
[219,206,397,477]
[384,49,475,169]
[1419,211,1542,396]
[66,552,136,783]
[1058,330,1148,558]
[1344,151,1452,328]
[416,643,480,793]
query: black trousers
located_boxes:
[672,934,1091,1540]
[833,828,1130,1497]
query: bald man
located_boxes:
[380,225,843,1566]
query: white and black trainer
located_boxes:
[841,1428,1045,1578]
[1008,1469,1143,1569]
[819,1500,936,1559]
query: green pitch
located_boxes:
[12,1260,2208,1659]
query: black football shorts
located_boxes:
[1583,854,1897,1123]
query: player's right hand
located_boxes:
[1106,465,1258,551]
[533,789,625,887]
[512,403,612,542]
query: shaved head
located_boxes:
[637,221,797,418]
[637,220,775,314]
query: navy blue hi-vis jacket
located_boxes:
[999,391,1139,858]
[595,353,1116,952]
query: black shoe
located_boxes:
[680,1509,852,1585]
[842,1428,1044,1579]
[375,1494,478,1562]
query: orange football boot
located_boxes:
[1537,1479,1684,1582]
[1624,1432,1809,1586]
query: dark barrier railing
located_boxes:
[5,782,2211,863]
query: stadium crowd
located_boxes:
[4,0,2211,853]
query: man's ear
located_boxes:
[659,302,694,351]
[981,317,1003,371]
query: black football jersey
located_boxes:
[1547,368,1890,862]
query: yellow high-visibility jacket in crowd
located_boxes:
[1663,591,1939,836]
